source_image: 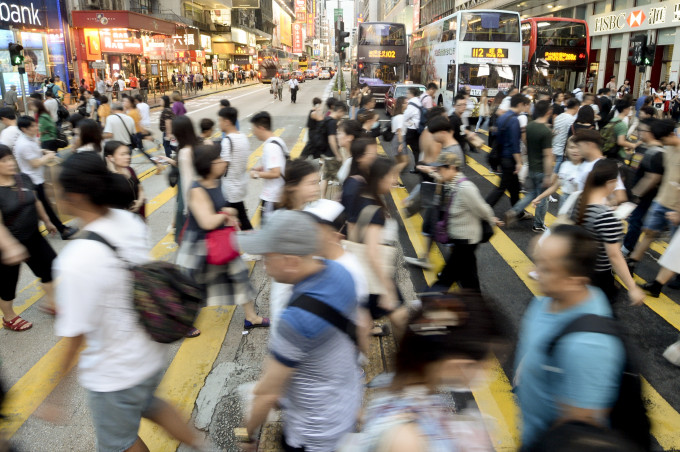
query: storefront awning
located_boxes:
[72,11,176,36]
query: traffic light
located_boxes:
[642,44,656,66]
[628,35,645,66]
[335,20,350,59]
[8,42,24,66]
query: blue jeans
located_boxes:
[476,115,489,131]
[510,171,548,228]
[553,154,564,173]
[622,196,653,252]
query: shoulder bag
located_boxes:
[341,204,396,295]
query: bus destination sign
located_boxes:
[368,49,397,58]
[471,47,508,58]
[537,48,587,67]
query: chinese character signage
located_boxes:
[588,0,680,35]
[295,0,305,22]
[293,22,304,54]
[99,29,142,55]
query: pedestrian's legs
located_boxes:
[162,132,173,158]
[506,162,521,206]
[509,172,547,228]
[143,398,203,449]
[431,242,480,291]
[34,183,65,232]
[475,115,484,132]
[622,199,652,254]
[405,129,421,163]
[485,158,514,207]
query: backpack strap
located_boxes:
[546,314,623,357]
[268,138,289,160]
[79,231,133,268]
[288,294,358,345]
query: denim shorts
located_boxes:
[87,371,163,452]
[643,201,676,233]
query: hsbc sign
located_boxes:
[589,1,680,35]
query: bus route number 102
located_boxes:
[368,50,397,58]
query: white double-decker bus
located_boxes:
[410,10,522,111]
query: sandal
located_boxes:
[3,316,33,332]
[244,317,270,330]
[371,324,390,337]
[185,327,201,338]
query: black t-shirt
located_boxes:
[448,113,468,150]
[341,176,364,220]
[0,173,39,242]
[323,118,338,157]
[347,195,386,226]
[632,145,665,202]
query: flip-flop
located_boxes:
[185,327,201,338]
[244,317,271,330]
[371,324,390,337]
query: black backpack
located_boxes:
[487,112,517,170]
[545,314,651,451]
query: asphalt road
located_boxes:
[3,74,680,451]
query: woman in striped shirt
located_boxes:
[573,159,645,305]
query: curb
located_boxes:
[145,82,261,110]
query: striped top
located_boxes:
[270,260,362,451]
[575,203,623,272]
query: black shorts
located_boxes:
[227,201,253,231]
[365,287,405,320]
[0,232,57,301]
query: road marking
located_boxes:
[186,87,270,116]
[139,306,236,451]
[289,129,307,159]
[247,128,285,170]
[0,338,80,438]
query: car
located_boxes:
[385,83,427,116]
[343,66,350,72]
[279,69,291,81]
[319,70,331,80]
[304,70,316,79]
[293,71,305,83]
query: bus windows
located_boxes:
[359,23,405,46]
[460,12,520,42]
[536,22,587,47]
[442,19,457,42]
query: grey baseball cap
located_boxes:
[237,210,320,256]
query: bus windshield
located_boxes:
[359,24,406,46]
[456,63,520,96]
[536,21,587,47]
[460,12,520,42]
[359,62,403,86]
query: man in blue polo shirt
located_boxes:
[238,210,361,451]
[515,225,625,449]
[485,93,529,209]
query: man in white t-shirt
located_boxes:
[103,103,136,146]
[44,90,59,122]
[552,98,580,171]
[0,107,21,152]
[219,106,253,230]
[135,94,151,131]
[250,111,287,223]
[288,77,299,103]
[497,86,519,115]
[572,129,627,204]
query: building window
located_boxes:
[613,0,630,10]
[635,0,651,6]
[594,1,609,14]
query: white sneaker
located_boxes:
[404,256,433,270]
[241,253,262,262]
[528,270,539,280]
[548,196,558,203]
[663,341,680,367]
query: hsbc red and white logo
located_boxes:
[627,10,646,27]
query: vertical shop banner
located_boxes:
[413,0,420,32]
[83,28,102,60]
[307,0,315,37]
[280,11,292,47]
[293,22,304,54]
[295,0,306,22]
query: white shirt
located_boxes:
[572,88,584,102]
[391,114,404,135]
[289,79,298,89]
[54,209,166,392]
[335,251,368,305]
[260,137,287,202]
[103,112,135,145]
[0,125,21,151]
[403,97,421,131]
[220,132,251,203]
[552,112,576,156]
[44,98,59,122]
[557,161,581,195]
[117,79,125,92]
[577,157,626,191]
[14,133,44,184]
[419,93,433,110]
[499,95,512,112]
[137,102,151,129]
[96,79,106,94]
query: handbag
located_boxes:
[167,165,179,187]
[55,130,68,149]
[205,226,240,265]
[434,178,467,244]
[381,125,394,142]
[341,204,396,295]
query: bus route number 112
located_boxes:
[368,50,397,58]
[472,48,508,58]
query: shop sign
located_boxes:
[232,0,259,8]
[234,44,256,55]
[91,60,106,69]
[200,34,212,53]
[73,11,176,35]
[99,29,143,55]
[173,27,199,50]
[190,50,205,62]
[0,0,45,27]
[293,22,303,54]
[83,28,102,60]
[295,0,305,22]
[589,1,680,35]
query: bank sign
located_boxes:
[588,1,680,35]
[0,0,46,28]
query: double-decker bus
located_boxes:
[257,48,296,83]
[353,22,408,103]
[410,10,522,110]
[521,18,589,94]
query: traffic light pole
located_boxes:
[18,64,27,114]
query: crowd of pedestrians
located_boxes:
[1,71,679,452]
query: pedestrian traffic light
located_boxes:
[8,42,23,66]
[335,20,350,59]
[628,35,645,66]
[642,44,656,66]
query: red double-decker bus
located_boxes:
[521,18,589,94]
